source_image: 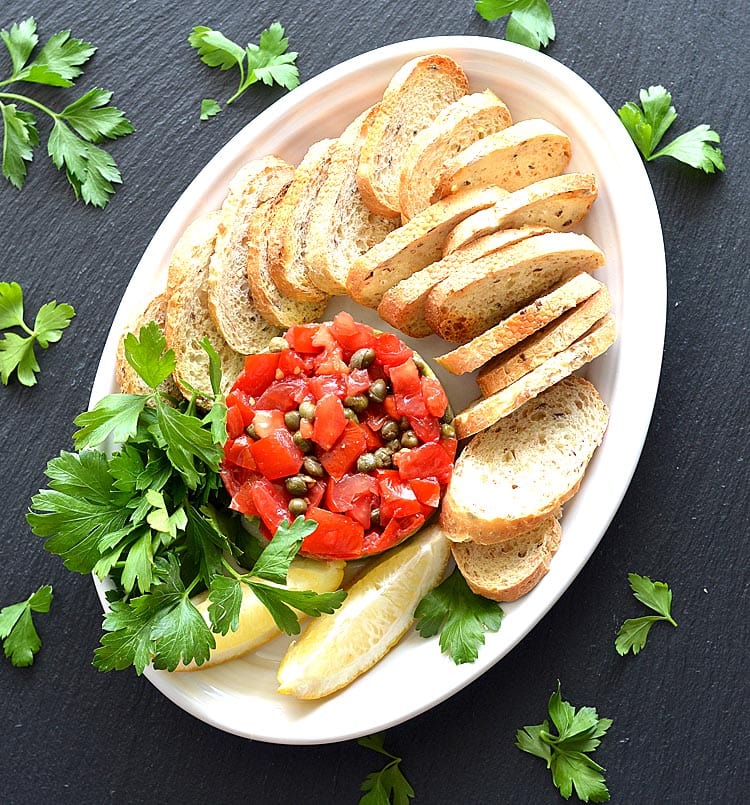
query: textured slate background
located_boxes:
[1,1,748,802]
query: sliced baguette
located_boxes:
[451,516,562,601]
[378,225,549,337]
[347,185,508,308]
[435,118,572,200]
[305,106,399,295]
[443,173,598,255]
[267,138,337,302]
[453,315,616,440]
[398,90,512,221]
[441,375,609,542]
[356,54,469,218]
[477,287,613,395]
[435,272,604,373]
[165,211,222,298]
[207,157,290,354]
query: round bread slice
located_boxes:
[441,375,609,543]
[165,211,223,299]
[451,517,562,601]
[398,90,512,220]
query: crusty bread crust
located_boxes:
[165,211,222,299]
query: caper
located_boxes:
[381,419,400,441]
[367,378,387,403]
[343,407,359,423]
[385,438,401,454]
[268,336,289,352]
[284,410,301,431]
[293,431,313,452]
[374,447,392,468]
[288,498,308,516]
[440,404,455,424]
[401,430,419,448]
[299,400,316,420]
[344,394,369,413]
[440,422,456,439]
[245,423,257,439]
[303,456,325,478]
[370,507,381,526]
[356,453,377,473]
[399,416,411,431]
[285,475,309,496]
[349,347,376,370]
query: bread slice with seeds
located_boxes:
[434,118,572,201]
[477,287,612,395]
[443,173,598,255]
[451,516,562,601]
[398,90,512,220]
[165,211,222,298]
[435,272,604,373]
[452,315,616,440]
[441,375,609,543]
[425,231,605,343]
[356,54,469,218]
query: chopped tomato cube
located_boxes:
[223,464,254,499]
[363,403,389,432]
[409,477,441,507]
[409,414,441,444]
[226,389,256,427]
[225,404,246,440]
[345,368,372,396]
[421,375,449,417]
[252,409,287,438]
[235,353,280,396]
[299,418,314,439]
[250,478,290,533]
[373,512,426,554]
[440,437,458,461]
[330,311,376,355]
[374,332,413,368]
[255,376,309,411]
[309,374,347,401]
[224,435,258,470]
[360,422,383,451]
[312,324,349,375]
[250,429,304,480]
[278,348,313,376]
[285,324,322,353]
[378,471,423,521]
[393,442,453,486]
[318,420,367,480]
[306,480,325,509]
[312,394,347,450]
[301,507,364,559]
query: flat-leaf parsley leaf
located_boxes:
[358,733,415,805]
[0,584,53,667]
[615,573,677,655]
[475,0,555,50]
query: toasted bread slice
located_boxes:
[398,90,512,220]
[347,185,508,308]
[356,55,469,218]
[306,106,399,296]
[425,231,605,343]
[477,287,612,395]
[116,293,181,400]
[453,315,616,439]
[247,185,329,328]
[378,226,548,337]
[267,139,336,302]
[165,211,222,298]
[443,173,598,255]
[207,157,290,354]
[451,516,562,601]
[435,119,572,201]
[164,214,245,404]
[435,272,604,373]
[441,375,609,542]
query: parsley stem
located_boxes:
[0,91,58,120]
[220,555,246,581]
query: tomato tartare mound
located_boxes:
[221,312,457,560]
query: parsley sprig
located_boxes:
[618,86,725,173]
[189,22,299,119]
[517,683,613,802]
[414,567,503,664]
[0,584,53,667]
[615,573,677,656]
[0,17,134,206]
[475,0,556,51]
[0,281,75,386]
[358,733,415,805]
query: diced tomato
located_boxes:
[383,395,399,420]
[252,409,287,438]
[421,375,449,417]
[370,512,426,554]
[226,389,255,427]
[440,437,458,461]
[391,359,430,421]
[229,481,259,516]
[319,420,367,480]
[360,422,383,451]
[393,442,454,486]
[409,414,441,444]
[330,311,376,355]
[222,463,253,498]
[225,404,246,440]
[301,507,364,559]
[364,403,389,431]
[306,480,325,509]
[312,324,349,375]
[235,353,280,396]
[378,471,423,521]
[373,332,413,368]
[309,374,347,401]
[299,418,314,439]
[326,473,378,511]
[255,376,309,411]
[250,430,304,480]
[250,478,290,533]
[409,477,441,507]
[278,348,313,376]
[312,394,347,450]
[224,435,258,470]
[285,324,322,353]
[345,368,372,396]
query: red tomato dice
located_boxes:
[250,430,304,480]
[312,394,347,450]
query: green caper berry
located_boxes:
[285,475,308,496]
[268,336,289,353]
[374,448,392,469]
[441,422,456,439]
[367,378,387,403]
[343,407,359,423]
[440,404,455,424]
[303,456,325,478]
[284,410,301,431]
[293,431,313,452]
[299,401,316,420]
[245,424,257,439]
[401,430,419,448]
[344,394,369,413]
[399,417,411,431]
[381,419,400,441]
[288,498,308,516]
[349,347,376,369]
[356,453,377,473]
[370,507,381,526]
[385,438,401,454]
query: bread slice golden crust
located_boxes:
[165,211,222,299]
[435,272,604,374]
[435,118,572,201]
[443,173,598,255]
[425,231,605,343]
[477,287,612,395]
[356,54,469,218]
[267,138,336,302]
[398,90,512,221]
[441,375,609,543]
[377,225,547,338]
[207,157,290,354]
[347,185,508,308]
[453,315,616,440]
[305,106,399,296]
[451,517,562,601]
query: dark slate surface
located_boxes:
[1,1,748,802]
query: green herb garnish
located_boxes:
[475,0,555,50]
[358,733,415,805]
[0,585,53,667]
[615,572,677,656]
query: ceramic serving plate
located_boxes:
[90,36,665,744]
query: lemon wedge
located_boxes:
[276,524,450,699]
[177,557,345,671]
